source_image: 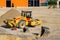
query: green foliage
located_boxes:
[48,0,57,5]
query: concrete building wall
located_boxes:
[0,0,28,7]
[40,0,45,3]
[0,0,48,7]
[0,0,6,7]
[11,0,28,7]
[40,0,48,6]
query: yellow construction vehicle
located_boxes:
[3,11,42,28]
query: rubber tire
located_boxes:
[18,20,26,29]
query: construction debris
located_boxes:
[40,26,50,37]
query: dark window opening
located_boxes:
[6,0,11,7]
[26,13,31,18]
[28,0,39,7]
[59,1,60,8]
[59,1,60,5]
[34,0,39,6]
[28,0,33,6]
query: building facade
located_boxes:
[0,0,48,7]
[57,0,60,8]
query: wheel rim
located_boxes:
[19,21,25,28]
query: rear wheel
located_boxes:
[18,20,26,29]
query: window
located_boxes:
[26,13,31,18]
[28,0,39,7]
[28,0,33,6]
[34,0,39,6]
[6,0,11,7]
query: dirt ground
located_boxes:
[0,7,60,40]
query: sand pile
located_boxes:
[0,9,21,26]
[0,34,35,40]
[0,34,22,40]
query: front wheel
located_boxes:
[18,20,26,29]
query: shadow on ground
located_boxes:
[1,25,11,28]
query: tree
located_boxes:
[48,0,57,8]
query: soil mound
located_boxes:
[0,9,21,26]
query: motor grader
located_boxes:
[3,11,42,28]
